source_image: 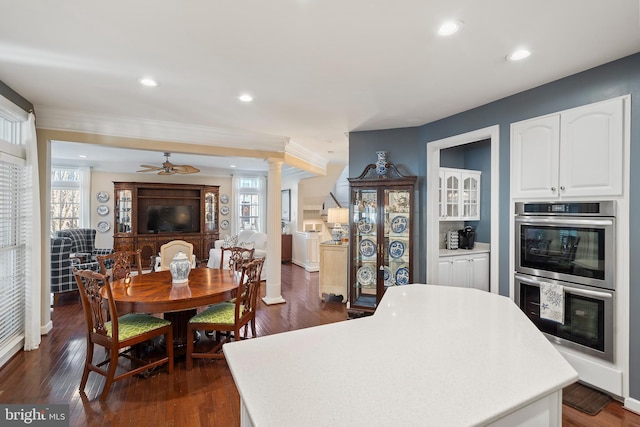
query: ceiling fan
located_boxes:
[137,152,200,175]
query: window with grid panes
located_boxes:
[236,176,265,233]
[50,167,82,235]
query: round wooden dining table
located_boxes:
[102,268,241,347]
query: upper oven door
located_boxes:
[515,215,615,289]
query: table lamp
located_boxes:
[327,207,349,243]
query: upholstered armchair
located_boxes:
[51,237,101,302]
[55,228,113,264]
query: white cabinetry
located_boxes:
[438,251,489,291]
[511,97,624,199]
[439,168,481,221]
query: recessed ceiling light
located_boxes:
[230,164,237,168]
[238,94,253,102]
[437,20,463,36]
[139,77,158,87]
[78,154,87,158]
[506,49,531,62]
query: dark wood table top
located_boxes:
[103,268,241,314]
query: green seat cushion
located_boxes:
[189,302,242,325]
[105,313,171,341]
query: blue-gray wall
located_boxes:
[349,52,640,400]
[440,139,491,243]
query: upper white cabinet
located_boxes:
[511,97,625,199]
[439,168,481,221]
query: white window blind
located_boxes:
[0,119,27,357]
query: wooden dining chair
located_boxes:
[97,249,143,282]
[73,268,174,401]
[220,246,255,271]
[186,260,261,370]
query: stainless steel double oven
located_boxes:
[514,201,615,361]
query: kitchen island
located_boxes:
[224,284,578,426]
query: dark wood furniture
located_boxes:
[104,268,240,347]
[347,162,416,317]
[112,182,219,267]
[281,234,292,262]
[186,259,263,369]
[75,268,173,401]
[97,249,143,282]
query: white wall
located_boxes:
[90,171,232,248]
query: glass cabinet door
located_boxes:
[352,188,378,309]
[462,173,480,219]
[204,190,217,231]
[445,172,459,218]
[115,188,132,234]
[384,189,411,287]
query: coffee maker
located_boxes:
[458,226,476,249]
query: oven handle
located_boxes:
[515,274,614,300]
[514,216,614,227]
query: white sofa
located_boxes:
[207,230,268,280]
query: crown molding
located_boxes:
[34,106,288,151]
[284,140,328,173]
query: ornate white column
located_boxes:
[263,158,286,305]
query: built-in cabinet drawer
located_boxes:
[438,251,489,291]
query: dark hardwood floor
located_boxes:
[1,264,638,426]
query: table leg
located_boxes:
[164,310,200,348]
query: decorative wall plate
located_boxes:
[220,206,229,215]
[220,194,229,204]
[97,205,109,216]
[357,264,375,286]
[395,267,410,285]
[389,240,405,259]
[391,215,408,234]
[383,266,394,286]
[358,238,376,257]
[96,191,109,203]
[97,221,111,233]
[220,219,230,230]
[357,217,374,234]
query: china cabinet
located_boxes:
[113,182,219,267]
[511,96,625,199]
[439,167,481,221]
[348,162,416,316]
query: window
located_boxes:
[0,110,28,364]
[50,166,90,236]
[233,176,266,233]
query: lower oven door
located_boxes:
[514,273,614,362]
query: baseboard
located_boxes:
[292,259,319,272]
[624,397,640,415]
[41,320,53,335]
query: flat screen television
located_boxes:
[146,205,195,233]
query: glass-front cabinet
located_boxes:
[204,189,218,232]
[439,167,481,221]
[114,184,134,235]
[348,163,416,316]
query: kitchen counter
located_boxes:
[224,284,577,427]
[440,241,490,257]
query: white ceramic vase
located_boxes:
[169,250,191,284]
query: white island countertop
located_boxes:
[224,284,578,427]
